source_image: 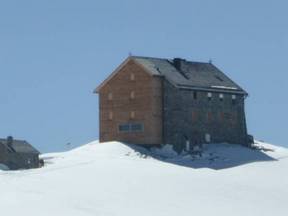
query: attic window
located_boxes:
[130,73,135,81]
[215,76,224,82]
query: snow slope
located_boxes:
[0,141,288,216]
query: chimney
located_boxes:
[7,136,13,147]
[173,58,185,71]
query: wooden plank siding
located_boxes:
[98,59,163,145]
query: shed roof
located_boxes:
[0,138,40,154]
[132,56,247,95]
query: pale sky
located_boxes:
[0,0,287,152]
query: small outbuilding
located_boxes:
[0,136,40,170]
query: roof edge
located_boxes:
[94,56,158,93]
[177,84,248,95]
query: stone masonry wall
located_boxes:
[163,81,248,152]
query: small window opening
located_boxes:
[219,93,224,101]
[205,133,211,143]
[130,91,135,99]
[232,95,236,105]
[207,92,212,101]
[108,92,113,100]
[185,140,190,152]
[130,111,135,119]
[108,111,113,120]
[130,73,135,81]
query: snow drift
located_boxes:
[0,140,288,216]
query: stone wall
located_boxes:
[163,81,248,152]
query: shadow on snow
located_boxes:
[125,143,276,170]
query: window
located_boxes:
[118,123,144,133]
[193,91,198,100]
[131,123,143,132]
[130,111,135,119]
[130,73,135,81]
[108,92,113,100]
[130,91,135,99]
[232,95,236,105]
[185,140,190,152]
[207,92,212,101]
[108,111,113,120]
[205,133,211,143]
[118,124,130,132]
[219,93,224,101]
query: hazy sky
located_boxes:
[0,0,287,152]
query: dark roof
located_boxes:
[0,138,40,154]
[132,56,247,95]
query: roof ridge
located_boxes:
[131,55,211,65]
[131,55,170,61]
[0,138,27,142]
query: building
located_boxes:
[0,136,40,170]
[95,56,252,152]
